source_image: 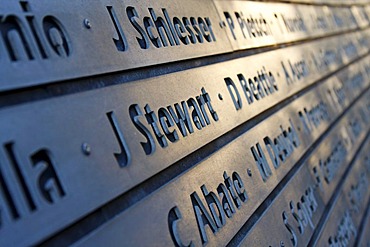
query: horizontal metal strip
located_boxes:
[311,145,370,246]
[66,68,370,247]
[0,0,232,91]
[213,1,367,50]
[2,27,370,110]
[235,109,370,246]
[0,1,367,92]
[0,34,369,245]
[40,53,370,247]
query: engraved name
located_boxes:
[251,119,300,181]
[129,87,218,155]
[107,5,216,51]
[225,66,278,111]
[223,11,272,40]
[168,171,248,245]
[281,58,311,85]
[298,101,330,134]
[310,14,330,31]
[282,185,319,247]
[318,139,348,184]
[328,210,357,246]
[348,172,368,214]
[275,14,307,33]
[311,47,342,73]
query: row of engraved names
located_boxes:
[70,57,370,247]
[240,104,370,247]
[0,29,369,245]
[1,0,370,91]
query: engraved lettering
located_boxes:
[108,5,129,51]
[131,88,218,155]
[0,1,70,61]
[106,111,132,167]
[168,206,194,247]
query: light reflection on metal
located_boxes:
[71,71,370,247]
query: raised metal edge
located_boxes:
[65,68,370,247]
[237,106,370,246]
[0,1,367,92]
[0,32,369,245]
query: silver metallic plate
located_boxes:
[312,148,370,246]
[0,0,232,91]
[0,32,369,245]
[0,1,367,92]
[70,72,370,247]
[213,1,361,51]
[239,112,370,246]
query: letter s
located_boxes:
[282,211,298,247]
[126,6,150,49]
[129,104,156,155]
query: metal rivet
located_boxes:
[82,143,91,155]
[84,19,91,29]
[247,169,252,177]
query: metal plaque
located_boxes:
[312,149,370,246]
[0,0,233,91]
[0,32,369,245]
[213,1,361,51]
[238,117,370,246]
[71,82,370,247]
[0,1,367,92]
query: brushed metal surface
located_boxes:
[0,0,233,91]
[238,108,370,246]
[70,69,370,247]
[312,147,370,246]
[0,1,367,92]
[0,31,369,245]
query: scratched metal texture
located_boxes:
[0,1,370,246]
